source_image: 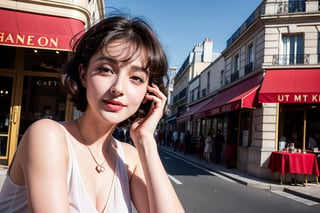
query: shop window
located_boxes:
[19,76,66,136]
[0,76,13,157]
[279,104,304,149]
[0,46,16,69]
[239,111,252,147]
[24,48,68,73]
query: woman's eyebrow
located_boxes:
[95,55,117,64]
[95,55,149,74]
[131,65,148,74]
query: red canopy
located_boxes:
[259,69,320,103]
[176,98,212,123]
[0,9,84,50]
[194,74,262,119]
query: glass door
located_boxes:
[19,75,67,139]
[0,76,14,160]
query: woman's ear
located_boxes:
[79,64,87,88]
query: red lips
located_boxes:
[103,99,126,111]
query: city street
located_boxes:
[159,148,320,213]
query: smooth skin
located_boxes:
[8,40,184,213]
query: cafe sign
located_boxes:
[260,93,320,103]
[0,8,84,51]
[277,94,320,103]
[0,32,59,49]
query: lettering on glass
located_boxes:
[36,80,58,87]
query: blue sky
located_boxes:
[105,0,263,69]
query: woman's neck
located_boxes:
[77,113,117,147]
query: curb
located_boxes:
[284,187,320,203]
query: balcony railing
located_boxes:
[244,62,253,75]
[277,0,306,14]
[272,54,316,65]
[230,71,239,83]
[173,88,187,104]
[226,1,314,48]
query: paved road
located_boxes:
[159,149,320,213]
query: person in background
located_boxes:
[172,129,179,152]
[308,131,320,150]
[204,131,214,163]
[0,15,184,213]
[214,129,225,164]
[184,130,192,155]
[157,129,163,146]
[179,130,185,152]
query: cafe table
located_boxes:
[268,151,319,186]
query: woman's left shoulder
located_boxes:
[120,142,138,158]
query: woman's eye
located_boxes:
[98,67,114,74]
[131,76,145,84]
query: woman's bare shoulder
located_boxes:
[117,141,139,169]
[118,141,137,157]
[18,119,69,157]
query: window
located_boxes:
[220,70,224,86]
[0,46,16,69]
[248,44,254,64]
[24,48,68,73]
[318,33,320,63]
[231,55,240,82]
[245,44,254,74]
[234,55,240,72]
[288,0,305,13]
[281,34,304,65]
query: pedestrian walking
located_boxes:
[204,131,214,163]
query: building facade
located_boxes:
[173,0,320,179]
[170,39,220,132]
[0,0,105,166]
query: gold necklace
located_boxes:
[85,145,107,173]
[77,120,112,174]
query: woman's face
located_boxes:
[81,40,149,124]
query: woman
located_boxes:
[203,132,214,164]
[0,16,184,213]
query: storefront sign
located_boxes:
[36,80,58,87]
[0,32,59,49]
[277,94,320,103]
[0,9,84,51]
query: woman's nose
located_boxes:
[110,77,124,96]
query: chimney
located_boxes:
[202,38,213,62]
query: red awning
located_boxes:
[194,74,262,119]
[0,9,84,50]
[259,69,320,103]
[176,98,212,123]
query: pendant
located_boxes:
[96,165,105,173]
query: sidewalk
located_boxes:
[159,145,320,203]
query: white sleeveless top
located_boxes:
[0,125,132,213]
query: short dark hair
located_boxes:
[61,15,168,126]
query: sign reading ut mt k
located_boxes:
[278,94,320,103]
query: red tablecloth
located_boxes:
[268,151,320,176]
